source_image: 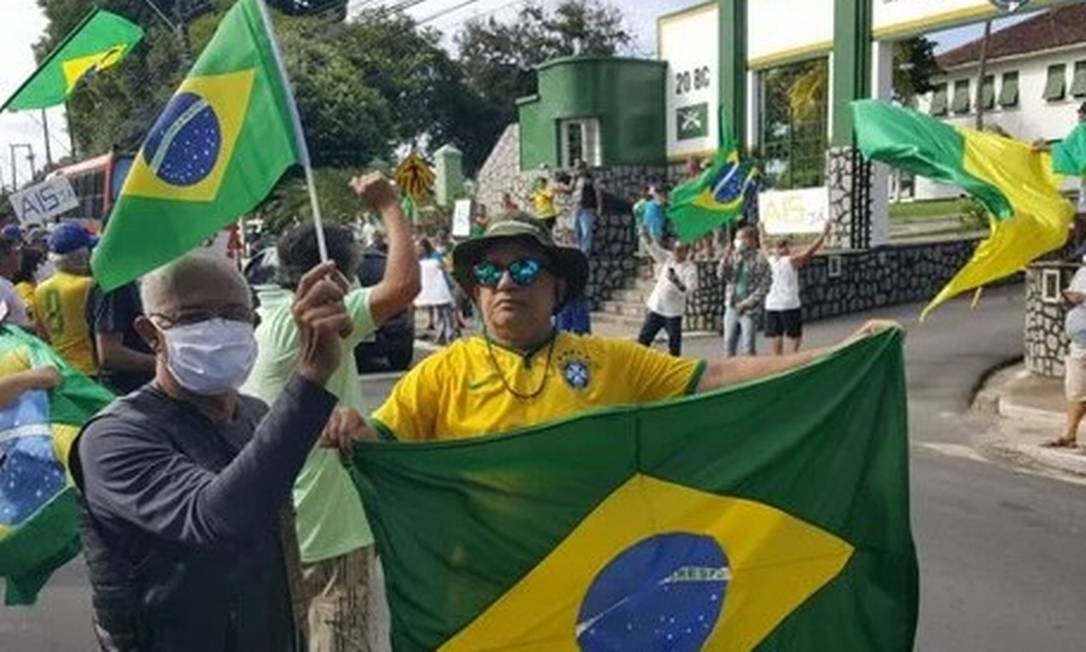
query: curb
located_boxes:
[997,396,1064,428]
[973,363,1086,480]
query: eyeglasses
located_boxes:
[472,257,550,288]
[149,305,255,329]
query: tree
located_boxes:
[454,0,633,151]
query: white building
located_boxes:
[916,3,1086,200]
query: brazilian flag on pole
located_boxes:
[352,331,917,651]
[667,109,759,243]
[92,0,299,291]
[0,8,143,112]
[0,327,113,605]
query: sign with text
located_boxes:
[659,3,719,159]
[452,199,472,238]
[9,176,79,223]
[759,187,830,235]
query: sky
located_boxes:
[0,0,1040,192]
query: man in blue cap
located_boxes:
[33,223,99,376]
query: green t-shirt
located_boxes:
[242,285,376,563]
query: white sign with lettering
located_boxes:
[759,187,830,235]
[659,4,719,159]
[452,199,472,238]
[9,177,79,223]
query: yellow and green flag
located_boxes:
[0,326,113,606]
[852,100,1074,319]
[92,0,299,291]
[1,9,143,112]
[667,114,758,243]
[352,330,917,651]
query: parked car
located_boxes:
[243,245,414,373]
[354,246,415,372]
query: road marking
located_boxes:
[916,442,990,464]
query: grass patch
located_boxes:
[889,198,968,222]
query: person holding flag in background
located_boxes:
[244,172,418,651]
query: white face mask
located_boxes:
[733,237,746,252]
[163,318,257,396]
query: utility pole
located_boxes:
[975,20,992,131]
[41,109,53,168]
[9,143,34,190]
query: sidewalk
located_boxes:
[974,363,1086,478]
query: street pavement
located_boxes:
[3,284,1085,650]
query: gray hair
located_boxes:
[139,251,249,315]
[49,249,90,274]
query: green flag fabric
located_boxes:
[852,100,1073,319]
[0,326,113,605]
[91,0,299,291]
[1,9,143,112]
[1052,123,1086,176]
[667,123,758,243]
[352,330,917,651]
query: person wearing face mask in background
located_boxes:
[718,226,771,357]
[71,253,352,651]
[242,172,418,652]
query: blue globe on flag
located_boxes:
[576,532,729,651]
[142,91,222,187]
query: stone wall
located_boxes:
[586,212,639,310]
[475,124,520,215]
[1025,262,1076,378]
[682,237,986,331]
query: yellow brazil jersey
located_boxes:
[33,272,97,376]
[372,332,706,441]
[14,281,35,324]
[531,187,558,221]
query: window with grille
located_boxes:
[999,71,1019,107]
[1072,61,1086,98]
[930,84,949,116]
[559,118,601,169]
[758,57,828,190]
[1044,64,1066,101]
[951,80,971,113]
[978,75,995,110]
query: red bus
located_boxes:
[45,151,134,226]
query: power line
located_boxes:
[24,111,73,159]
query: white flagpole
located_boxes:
[254,0,329,262]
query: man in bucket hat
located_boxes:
[368,213,896,441]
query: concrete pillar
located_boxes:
[434,144,464,208]
[825,0,875,250]
[868,39,894,246]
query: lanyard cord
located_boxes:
[483,331,558,401]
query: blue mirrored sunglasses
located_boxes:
[472,257,550,288]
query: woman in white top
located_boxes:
[759,220,831,355]
[416,238,458,344]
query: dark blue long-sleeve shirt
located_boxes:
[74,374,336,651]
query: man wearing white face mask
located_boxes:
[243,172,419,651]
[71,253,353,651]
[718,226,771,356]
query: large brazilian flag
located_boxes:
[352,330,917,651]
[92,0,299,291]
[0,327,113,605]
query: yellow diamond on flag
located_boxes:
[60,45,128,94]
[121,69,255,203]
[441,474,854,652]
